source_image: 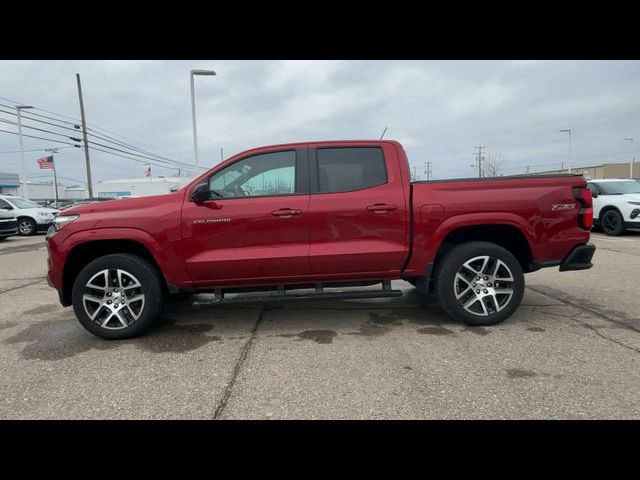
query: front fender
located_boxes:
[61,227,191,287]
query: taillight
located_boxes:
[573,187,593,230]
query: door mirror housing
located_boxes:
[189,182,211,203]
[591,191,598,198]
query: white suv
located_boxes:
[0,195,59,236]
[587,179,640,236]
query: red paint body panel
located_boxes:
[46,139,591,299]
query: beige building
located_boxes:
[532,162,637,180]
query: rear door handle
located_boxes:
[367,203,397,213]
[271,208,302,217]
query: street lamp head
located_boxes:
[559,129,571,133]
[16,105,34,110]
[191,69,217,76]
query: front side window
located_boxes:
[316,147,387,193]
[0,199,12,209]
[208,150,296,199]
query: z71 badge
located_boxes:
[552,203,576,211]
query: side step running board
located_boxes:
[194,280,403,305]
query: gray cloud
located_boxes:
[0,60,639,185]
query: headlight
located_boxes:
[53,215,79,231]
[38,211,53,218]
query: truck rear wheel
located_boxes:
[71,253,164,339]
[434,241,524,326]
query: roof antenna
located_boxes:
[379,126,388,140]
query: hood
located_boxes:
[63,193,179,215]
[613,193,640,202]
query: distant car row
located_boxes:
[0,195,59,237]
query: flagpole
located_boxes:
[45,149,59,205]
[52,157,59,204]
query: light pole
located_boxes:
[559,129,572,173]
[190,69,216,170]
[624,138,634,178]
[16,105,34,195]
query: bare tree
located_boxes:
[482,150,504,177]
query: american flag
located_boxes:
[37,156,55,169]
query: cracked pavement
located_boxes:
[0,232,639,419]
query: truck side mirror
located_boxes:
[189,182,210,203]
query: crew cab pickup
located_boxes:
[46,140,596,339]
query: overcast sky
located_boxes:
[1,60,639,186]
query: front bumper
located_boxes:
[559,243,596,271]
[35,221,53,233]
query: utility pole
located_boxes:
[412,165,417,181]
[525,165,530,174]
[474,146,485,178]
[624,138,634,178]
[424,160,432,180]
[76,73,93,198]
[559,129,572,174]
[220,148,224,163]
[16,105,34,196]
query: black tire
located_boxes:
[434,241,525,327]
[71,253,164,339]
[601,209,625,236]
[17,217,36,236]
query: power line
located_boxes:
[88,145,195,174]
[0,96,190,161]
[0,128,79,147]
[0,104,199,169]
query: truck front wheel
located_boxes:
[434,241,524,326]
[71,253,164,339]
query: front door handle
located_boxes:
[367,203,397,213]
[271,208,302,218]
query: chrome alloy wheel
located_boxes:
[18,220,34,235]
[82,269,145,330]
[453,255,515,316]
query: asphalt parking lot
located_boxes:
[1,232,639,419]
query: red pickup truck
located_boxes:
[46,140,595,339]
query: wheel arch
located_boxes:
[61,239,166,306]
[599,204,623,221]
[433,224,534,274]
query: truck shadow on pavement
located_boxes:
[4,290,545,361]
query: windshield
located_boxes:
[7,197,43,209]
[596,181,640,195]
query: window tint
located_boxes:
[209,150,296,199]
[316,147,387,193]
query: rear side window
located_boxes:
[316,147,387,193]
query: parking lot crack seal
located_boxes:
[527,286,640,354]
[0,279,46,295]
[212,308,265,420]
[526,285,640,334]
